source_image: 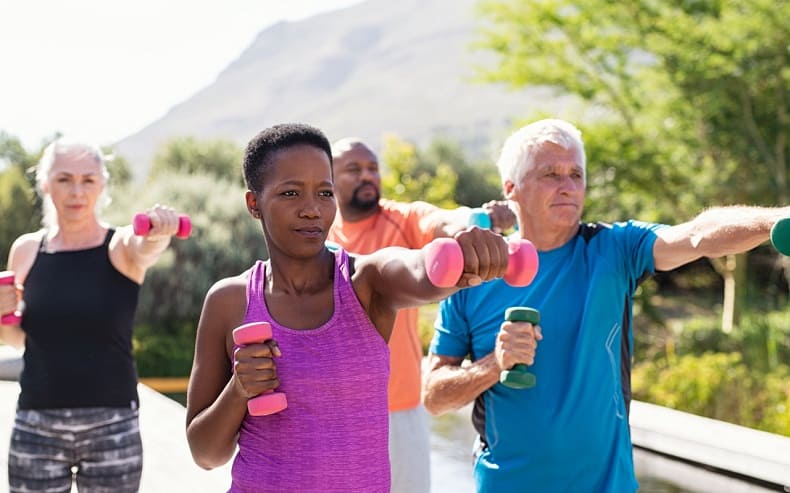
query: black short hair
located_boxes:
[243,123,333,192]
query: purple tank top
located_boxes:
[229,248,390,493]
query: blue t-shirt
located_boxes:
[430,221,663,492]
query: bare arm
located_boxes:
[422,353,501,415]
[0,233,41,348]
[185,278,250,470]
[429,200,516,237]
[654,205,790,271]
[422,318,542,415]
[110,205,181,283]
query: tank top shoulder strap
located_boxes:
[244,260,267,321]
[103,228,115,246]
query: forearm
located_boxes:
[128,234,172,270]
[690,206,789,255]
[187,381,249,470]
[422,353,501,416]
[656,205,790,271]
[431,206,473,237]
[0,324,25,349]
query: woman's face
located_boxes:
[42,150,105,224]
[248,144,336,258]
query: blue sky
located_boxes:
[0,0,364,149]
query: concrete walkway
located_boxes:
[0,381,232,492]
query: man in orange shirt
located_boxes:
[327,137,514,493]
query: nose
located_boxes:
[299,197,321,219]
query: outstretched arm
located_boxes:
[654,205,790,271]
[429,200,516,237]
[111,205,182,283]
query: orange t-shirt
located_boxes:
[327,199,442,412]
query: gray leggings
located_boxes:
[8,407,142,493]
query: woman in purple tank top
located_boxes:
[186,123,511,493]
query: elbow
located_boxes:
[190,449,233,471]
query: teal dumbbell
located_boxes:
[499,306,540,389]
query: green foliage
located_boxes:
[380,135,503,208]
[148,137,244,185]
[0,133,40,262]
[381,135,458,208]
[0,166,40,262]
[633,352,790,435]
[105,172,265,375]
[475,0,788,213]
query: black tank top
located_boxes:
[19,229,141,409]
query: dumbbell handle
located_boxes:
[0,271,22,325]
[424,237,538,288]
[499,307,540,389]
[132,213,192,239]
[232,322,288,416]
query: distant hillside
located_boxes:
[116,0,571,179]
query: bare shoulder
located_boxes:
[8,231,45,277]
[200,272,250,327]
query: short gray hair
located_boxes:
[496,119,586,186]
[36,138,111,230]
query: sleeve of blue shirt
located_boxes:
[430,291,470,358]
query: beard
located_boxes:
[349,184,380,212]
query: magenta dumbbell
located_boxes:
[0,271,22,325]
[424,237,539,288]
[132,213,192,239]
[232,322,288,416]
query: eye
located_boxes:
[282,190,298,197]
[319,190,334,198]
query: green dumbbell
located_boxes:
[499,306,540,389]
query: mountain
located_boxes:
[115,0,571,179]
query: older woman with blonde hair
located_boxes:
[0,137,186,493]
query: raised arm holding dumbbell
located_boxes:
[2,138,188,493]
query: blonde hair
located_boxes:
[496,119,586,186]
[36,138,111,230]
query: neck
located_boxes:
[520,221,580,251]
[48,219,105,250]
[266,248,334,296]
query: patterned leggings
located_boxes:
[8,407,143,493]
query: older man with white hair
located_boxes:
[422,118,789,492]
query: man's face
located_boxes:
[508,142,585,229]
[332,144,381,212]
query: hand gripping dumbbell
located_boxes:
[499,307,541,389]
[0,271,22,325]
[232,321,288,416]
[423,237,539,288]
[132,213,192,239]
[771,217,790,256]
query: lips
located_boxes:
[295,226,324,238]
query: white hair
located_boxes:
[36,138,111,230]
[496,119,586,186]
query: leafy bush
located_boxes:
[105,172,266,376]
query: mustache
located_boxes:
[353,181,379,195]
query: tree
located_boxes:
[148,137,244,185]
[0,133,40,261]
[475,0,789,328]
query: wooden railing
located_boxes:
[139,377,189,393]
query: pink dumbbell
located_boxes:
[0,271,22,325]
[232,322,288,416]
[132,213,192,239]
[424,237,539,287]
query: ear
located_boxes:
[245,190,261,219]
[503,180,516,200]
